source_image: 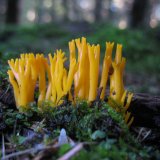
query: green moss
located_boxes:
[2,99,160,159]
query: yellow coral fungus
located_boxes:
[8,37,134,127]
[49,50,67,104]
[8,54,38,107]
[48,49,77,105]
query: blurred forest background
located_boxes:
[0,0,160,95]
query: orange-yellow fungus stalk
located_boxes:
[36,54,50,106]
[112,62,123,101]
[88,44,100,101]
[76,38,85,98]
[110,44,126,103]
[69,40,79,97]
[121,90,127,106]
[69,40,76,61]
[48,53,57,103]
[100,42,114,100]
[66,58,77,94]
[74,37,89,99]
[8,70,20,106]
[125,92,133,110]
[124,111,134,128]
[45,65,52,101]
[115,44,122,64]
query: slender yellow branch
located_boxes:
[88,44,100,101]
[100,42,114,100]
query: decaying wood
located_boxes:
[129,93,160,129]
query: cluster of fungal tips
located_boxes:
[8,37,133,126]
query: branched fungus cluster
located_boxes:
[8,37,133,126]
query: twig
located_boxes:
[2,133,5,159]
[141,130,151,142]
[0,85,10,99]
[2,147,41,160]
[58,143,83,160]
[13,118,17,136]
[1,144,59,160]
[136,127,144,140]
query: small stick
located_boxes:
[141,130,151,142]
[58,143,83,160]
[136,127,144,140]
[2,147,41,160]
[0,85,10,99]
[2,133,5,159]
[2,144,59,160]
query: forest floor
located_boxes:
[0,22,160,159]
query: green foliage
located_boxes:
[4,99,127,140]
[35,101,158,160]
[10,135,26,146]
[4,108,34,128]
[0,23,71,60]
[91,130,106,140]
[37,100,127,141]
[72,139,150,160]
[88,24,158,57]
[87,23,160,74]
[127,54,160,73]
[0,23,159,75]
[58,144,72,156]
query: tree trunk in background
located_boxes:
[130,0,149,28]
[36,0,43,24]
[94,0,103,21]
[6,0,19,24]
[68,0,81,21]
[0,0,6,24]
[62,0,69,21]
